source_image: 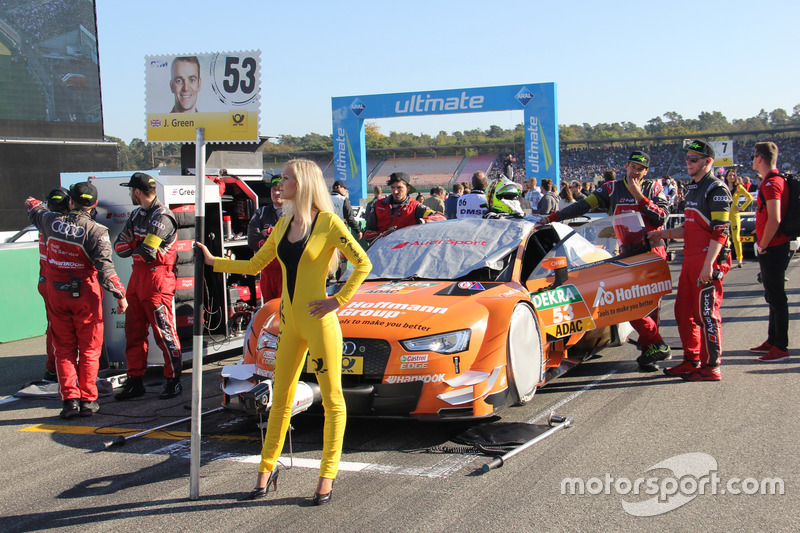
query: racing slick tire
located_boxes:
[507,303,544,405]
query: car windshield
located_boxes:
[528,212,648,279]
[366,218,535,281]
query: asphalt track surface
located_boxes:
[1,255,799,532]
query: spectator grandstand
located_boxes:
[370,156,462,189]
[456,154,496,182]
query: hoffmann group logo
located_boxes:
[560,453,784,516]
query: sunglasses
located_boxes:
[750,154,761,161]
[685,156,707,163]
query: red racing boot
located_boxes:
[681,366,721,382]
[663,360,700,377]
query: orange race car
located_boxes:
[221,212,672,419]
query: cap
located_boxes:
[266,174,282,188]
[120,172,156,192]
[69,182,98,207]
[627,151,650,168]
[684,139,715,159]
[46,187,70,212]
[332,180,348,190]
[387,172,416,193]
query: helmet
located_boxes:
[486,176,523,216]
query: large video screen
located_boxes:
[0,0,103,140]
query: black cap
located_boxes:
[46,187,70,212]
[627,151,650,168]
[266,174,282,188]
[683,139,715,159]
[332,180,348,190]
[120,172,156,192]
[69,182,98,207]
[387,172,416,193]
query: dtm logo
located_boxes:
[50,220,85,238]
[515,86,534,107]
[350,98,366,117]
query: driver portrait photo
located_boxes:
[169,56,201,113]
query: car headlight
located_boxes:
[400,330,470,354]
[257,329,278,351]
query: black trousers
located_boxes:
[758,241,792,350]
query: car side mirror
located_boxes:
[541,256,568,288]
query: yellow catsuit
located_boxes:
[213,212,371,478]
[730,184,754,261]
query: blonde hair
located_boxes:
[281,159,339,275]
[282,159,335,235]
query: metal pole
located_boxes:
[482,415,573,472]
[190,127,206,500]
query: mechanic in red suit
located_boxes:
[114,172,183,400]
[38,188,71,382]
[248,174,284,303]
[649,140,732,381]
[364,172,443,243]
[26,182,128,419]
[546,151,671,371]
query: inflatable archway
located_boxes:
[331,83,559,200]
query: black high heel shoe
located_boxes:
[312,490,332,505]
[312,479,334,506]
[239,469,279,501]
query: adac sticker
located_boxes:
[531,284,596,338]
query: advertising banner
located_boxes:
[332,83,559,200]
[145,51,261,142]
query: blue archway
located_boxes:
[331,83,559,200]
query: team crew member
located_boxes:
[750,141,792,362]
[197,159,371,504]
[364,172,439,242]
[114,172,183,400]
[546,151,671,370]
[38,188,71,382]
[330,180,362,239]
[248,174,284,302]
[26,182,128,419]
[650,140,732,381]
[456,171,490,219]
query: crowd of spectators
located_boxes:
[1,0,95,43]
[486,137,799,188]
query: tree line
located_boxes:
[108,105,800,170]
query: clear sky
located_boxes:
[96,0,800,144]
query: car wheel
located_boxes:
[507,303,543,405]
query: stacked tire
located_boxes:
[172,204,196,342]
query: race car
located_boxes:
[221,212,672,419]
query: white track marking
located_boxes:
[148,371,617,478]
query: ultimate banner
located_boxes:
[145,51,261,143]
[332,83,558,200]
